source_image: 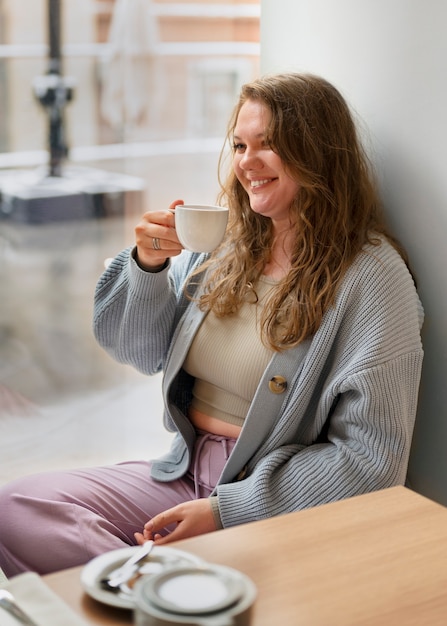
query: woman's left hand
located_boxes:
[134,498,217,545]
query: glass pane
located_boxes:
[0,0,260,481]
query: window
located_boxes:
[0,1,260,474]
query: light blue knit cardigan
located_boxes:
[93,238,424,528]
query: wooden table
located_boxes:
[44,486,447,625]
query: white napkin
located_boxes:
[0,572,90,625]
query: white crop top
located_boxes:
[183,276,277,427]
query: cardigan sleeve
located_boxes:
[93,247,205,375]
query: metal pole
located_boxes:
[47,0,65,176]
[48,0,61,75]
[32,0,75,178]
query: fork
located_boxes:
[100,540,155,591]
[0,589,40,625]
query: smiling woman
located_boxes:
[0,72,423,579]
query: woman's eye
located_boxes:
[233,143,246,152]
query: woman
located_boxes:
[0,73,423,575]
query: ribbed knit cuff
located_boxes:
[131,246,169,273]
[209,496,223,530]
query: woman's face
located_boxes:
[233,99,300,227]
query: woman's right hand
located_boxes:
[134,199,184,271]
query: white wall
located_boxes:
[261,0,447,505]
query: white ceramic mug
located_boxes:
[173,204,229,253]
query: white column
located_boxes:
[261,0,447,505]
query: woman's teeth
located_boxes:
[251,179,272,188]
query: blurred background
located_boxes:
[0,0,260,484]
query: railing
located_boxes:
[0,3,261,58]
[0,41,259,59]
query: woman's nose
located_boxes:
[240,149,262,169]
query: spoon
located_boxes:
[0,589,40,625]
[100,540,155,592]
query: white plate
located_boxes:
[80,545,205,609]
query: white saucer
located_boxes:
[144,565,243,615]
[134,564,257,625]
[80,546,205,609]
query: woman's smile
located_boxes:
[250,178,277,189]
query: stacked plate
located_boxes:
[81,545,256,625]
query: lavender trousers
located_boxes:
[0,432,236,577]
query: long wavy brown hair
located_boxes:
[188,73,408,351]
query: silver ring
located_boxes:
[152,237,161,250]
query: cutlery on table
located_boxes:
[100,540,155,592]
[0,589,40,626]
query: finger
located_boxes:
[146,508,180,535]
[150,524,189,546]
[151,534,175,546]
[169,199,184,210]
[144,516,164,534]
[134,532,145,545]
[138,212,179,248]
[147,234,180,254]
[136,207,178,234]
[135,218,182,269]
